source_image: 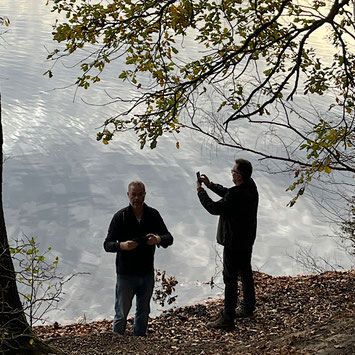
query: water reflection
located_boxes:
[0,0,352,325]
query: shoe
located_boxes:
[235,307,254,318]
[207,313,235,330]
[112,330,124,336]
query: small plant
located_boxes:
[339,196,355,256]
[153,269,178,307]
[9,235,83,326]
[0,16,10,27]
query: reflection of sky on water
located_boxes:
[0,0,353,325]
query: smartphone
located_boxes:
[196,171,202,183]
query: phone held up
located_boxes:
[196,171,203,184]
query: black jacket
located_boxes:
[198,178,258,250]
[103,203,173,275]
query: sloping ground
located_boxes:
[35,270,355,354]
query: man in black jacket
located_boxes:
[104,181,173,336]
[197,159,259,330]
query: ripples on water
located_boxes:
[0,0,352,324]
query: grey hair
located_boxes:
[128,180,146,192]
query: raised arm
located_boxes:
[197,188,234,216]
[209,183,229,198]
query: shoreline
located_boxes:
[34,270,355,354]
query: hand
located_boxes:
[200,174,212,188]
[196,180,204,192]
[120,240,138,250]
[146,234,161,245]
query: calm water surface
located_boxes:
[0,0,352,325]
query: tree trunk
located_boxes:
[0,93,31,351]
[0,94,61,354]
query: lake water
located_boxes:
[0,0,353,325]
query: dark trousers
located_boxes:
[223,247,255,318]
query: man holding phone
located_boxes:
[196,159,259,330]
[104,181,173,336]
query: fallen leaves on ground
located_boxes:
[34,270,355,354]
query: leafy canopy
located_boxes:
[47,0,354,202]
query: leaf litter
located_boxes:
[34,270,355,354]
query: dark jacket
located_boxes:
[103,203,173,275]
[198,178,258,250]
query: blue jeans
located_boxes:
[113,271,154,336]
